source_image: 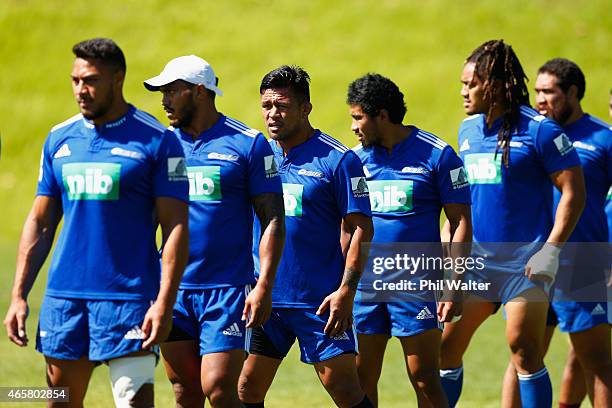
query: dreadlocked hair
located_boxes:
[466,40,530,167]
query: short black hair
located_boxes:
[260,65,310,102]
[538,58,586,100]
[347,73,406,124]
[72,38,126,73]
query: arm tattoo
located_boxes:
[252,193,285,237]
[341,266,361,291]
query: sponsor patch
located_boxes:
[573,141,596,152]
[208,152,239,161]
[351,176,369,198]
[282,183,304,217]
[297,168,323,178]
[111,147,145,160]
[464,154,502,184]
[401,166,428,174]
[168,157,187,181]
[62,162,121,200]
[553,133,574,156]
[450,167,469,189]
[187,166,222,201]
[264,155,279,178]
[367,180,413,213]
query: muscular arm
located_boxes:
[244,192,285,327]
[317,212,373,336]
[548,165,585,243]
[438,203,472,322]
[141,197,188,348]
[5,196,62,346]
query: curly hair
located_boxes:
[346,73,407,124]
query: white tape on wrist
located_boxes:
[527,244,561,282]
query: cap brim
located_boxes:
[143,73,176,91]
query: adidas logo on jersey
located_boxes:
[124,326,145,340]
[54,143,72,159]
[222,323,243,337]
[459,139,470,152]
[591,303,606,316]
[416,306,434,320]
[332,332,350,341]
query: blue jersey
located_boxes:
[553,114,612,242]
[174,114,282,289]
[254,131,372,308]
[354,127,471,243]
[37,106,189,300]
[606,187,612,242]
[458,105,581,247]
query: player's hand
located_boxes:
[437,301,462,323]
[525,243,561,286]
[4,297,29,347]
[438,288,463,323]
[243,285,272,328]
[316,286,355,338]
[141,301,172,349]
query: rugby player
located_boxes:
[346,73,471,407]
[237,65,374,408]
[502,57,612,408]
[4,38,189,407]
[144,55,285,408]
[439,40,586,408]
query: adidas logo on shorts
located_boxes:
[591,303,606,316]
[332,332,350,341]
[416,306,435,320]
[222,323,243,337]
[124,326,144,340]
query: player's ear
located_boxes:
[113,70,125,90]
[302,101,312,118]
[378,109,389,124]
[567,84,578,101]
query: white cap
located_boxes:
[144,55,223,95]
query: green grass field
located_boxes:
[0,0,610,406]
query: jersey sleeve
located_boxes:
[436,146,472,205]
[247,134,283,196]
[333,150,372,217]
[152,130,189,202]
[534,119,581,174]
[36,134,61,197]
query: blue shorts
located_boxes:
[549,301,609,333]
[169,286,251,355]
[466,267,549,304]
[354,297,442,337]
[249,308,357,364]
[36,296,154,361]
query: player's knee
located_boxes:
[410,369,443,396]
[171,381,204,407]
[109,354,155,408]
[322,375,364,406]
[238,372,268,402]
[575,348,612,373]
[509,340,543,372]
[203,373,239,401]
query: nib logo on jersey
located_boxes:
[464,153,502,184]
[187,166,222,201]
[282,183,303,217]
[62,162,120,200]
[367,180,413,213]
